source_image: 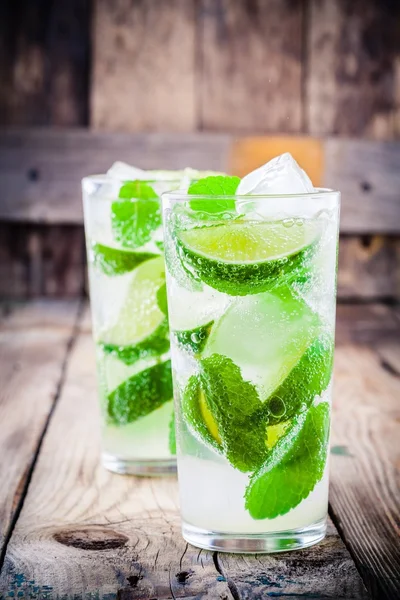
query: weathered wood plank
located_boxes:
[330,308,400,600]
[216,520,369,599]
[325,138,400,234]
[0,224,85,298]
[335,303,400,346]
[199,0,303,132]
[306,0,400,138]
[338,236,400,300]
[0,129,231,223]
[0,304,369,599]
[91,0,196,131]
[0,300,79,560]
[0,308,234,599]
[1,130,400,234]
[0,0,91,127]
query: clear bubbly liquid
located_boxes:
[166,204,339,534]
[83,184,174,468]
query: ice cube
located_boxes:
[107,161,148,181]
[237,153,314,195]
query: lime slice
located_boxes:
[177,219,320,296]
[99,257,169,364]
[174,320,214,355]
[182,375,222,451]
[204,288,333,425]
[204,288,320,397]
[262,334,333,425]
[266,421,290,449]
[92,242,158,276]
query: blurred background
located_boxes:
[0,0,399,303]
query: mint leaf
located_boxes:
[92,243,158,276]
[263,335,334,425]
[112,181,161,249]
[108,360,172,425]
[245,402,330,519]
[100,319,170,366]
[199,354,268,472]
[169,409,177,455]
[188,176,240,214]
[119,181,158,200]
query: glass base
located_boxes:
[182,517,327,554]
[102,453,177,476]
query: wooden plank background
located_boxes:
[0,0,400,299]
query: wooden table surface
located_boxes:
[0,300,399,600]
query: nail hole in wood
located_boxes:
[360,180,372,192]
[27,167,40,182]
[360,235,372,248]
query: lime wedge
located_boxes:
[204,288,320,398]
[177,219,320,296]
[99,256,169,364]
[204,288,333,425]
[174,320,214,355]
[92,242,158,276]
[182,375,222,451]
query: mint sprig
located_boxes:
[199,354,268,472]
[107,360,173,425]
[245,402,330,519]
[111,181,161,249]
[188,176,240,215]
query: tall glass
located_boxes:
[162,189,340,552]
[83,176,180,475]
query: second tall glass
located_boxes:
[83,177,180,475]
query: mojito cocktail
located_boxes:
[163,155,340,551]
[83,164,221,475]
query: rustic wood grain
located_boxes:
[199,0,304,132]
[325,138,400,234]
[91,0,196,132]
[216,520,369,599]
[0,0,90,127]
[0,129,231,223]
[0,304,372,599]
[335,303,400,346]
[331,337,400,600]
[338,236,400,300]
[0,300,79,560]
[0,308,234,599]
[306,0,400,138]
[1,130,400,233]
[0,223,85,298]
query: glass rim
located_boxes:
[82,174,184,186]
[162,187,339,201]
